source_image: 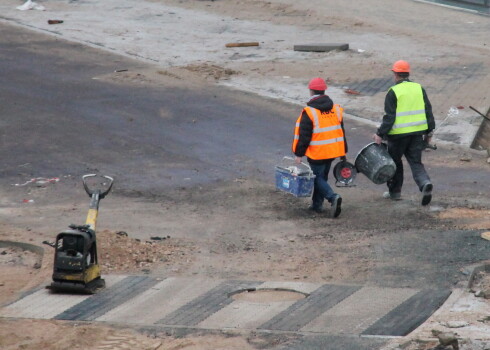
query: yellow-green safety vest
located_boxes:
[388,81,428,135]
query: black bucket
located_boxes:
[354,142,396,184]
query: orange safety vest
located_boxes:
[292,104,346,160]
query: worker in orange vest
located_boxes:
[292,78,348,218]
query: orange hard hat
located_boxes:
[308,77,327,91]
[391,60,410,73]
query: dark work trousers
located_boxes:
[387,134,431,194]
[309,159,337,209]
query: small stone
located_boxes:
[432,329,442,336]
[150,236,166,241]
[437,332,459,349]
[444,321,469,328]
[487,157,490,164]
[475,290,485,297]
[33,262,41,269]
[460,155,472,162]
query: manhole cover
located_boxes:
[231,288,307,302]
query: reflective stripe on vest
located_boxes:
[388,81,428,135]
[292,104,346,160]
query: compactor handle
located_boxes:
[82,174,114,199]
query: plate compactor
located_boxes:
[47,174,114,294]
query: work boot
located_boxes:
[308,205,324,214]
[382,192,401,200]
[330,195,342,218]
[421,183,433,206]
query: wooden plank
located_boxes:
[225,42,259,48]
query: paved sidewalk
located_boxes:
[1,275,451,338]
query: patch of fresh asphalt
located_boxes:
[0,22,293,192]
[368,229,490,289]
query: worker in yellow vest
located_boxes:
[373,60,435,206]
[292,78,348,218]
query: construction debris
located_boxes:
[444,321,469,328]
[225,42,259,48]
[12,177,59,187]
[98,230,195,273]
[16,0,45,11]
[437,332,459,350]
[431,330,460,349]
[344,89,361,95]
[293,43,349,52]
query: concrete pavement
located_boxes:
[1,275,451,338]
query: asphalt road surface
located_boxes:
[0,23,301,192]
[2,23,490,350]
[1,24,488,196]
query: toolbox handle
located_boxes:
[82,174,114,199]
[279,156,313,175]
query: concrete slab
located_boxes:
[0,288,90,319]
[0,275,125,319]
[302,287,418,334]
[55,275,158,321]
[259,284,361,332]
[362,289,452,336]
[198,281,324,330]
[155,280,262,327]
[97,277,222,324]
[199,298,298,330]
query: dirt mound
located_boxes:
[97,230,196,274]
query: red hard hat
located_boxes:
[308,77,327,91]
[391,60,410,73]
